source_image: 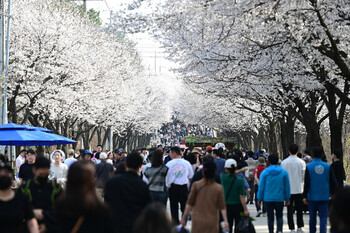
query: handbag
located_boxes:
[236,217,256,233]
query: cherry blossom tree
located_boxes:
[5,0,172,150]
[113,0,350,155]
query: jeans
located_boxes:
[265,201,284,233]
[226,204,243,233]
[168,184,188,224]
[308,200,328,233]
[149,190,168,207]
[287,194,304,230]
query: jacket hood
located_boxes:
[265,165,283,176]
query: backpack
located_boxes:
[21,180,62,206]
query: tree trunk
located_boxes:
[279,113,295,159]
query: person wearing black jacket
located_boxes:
[331,151,346,190]
[105,152,151,233]
[190,156,221,191]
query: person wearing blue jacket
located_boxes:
[258,153,291,233]
[303,147,338,233]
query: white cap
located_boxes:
[225,159,237,168]
[99,152,107,160]
[215,143,226,150]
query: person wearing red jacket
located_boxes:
[254,157,267,217]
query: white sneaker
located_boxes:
[297,228,304,233]
[256,211,262,217]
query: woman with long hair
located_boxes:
[143,149,169,206]
[55,160,113,233]
[181,156,229,233]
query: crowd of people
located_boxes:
[157,119,214,147]
[0,142,349,233]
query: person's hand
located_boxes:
[303,198,308,205]
[285,201,290,206]
[244,209,250,216]
[34,209,44,220]
[180,217,187,227]
[258,201,262,206]
[247,189,251,193]
[39,223,48,233]
[223,221,229,231]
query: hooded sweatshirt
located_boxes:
[257,165,291,202]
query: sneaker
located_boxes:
[256,211,262,217]
[290,230,296,233]
[297,228,304,233]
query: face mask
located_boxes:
[36,176,48,185]
[0,176,12,190]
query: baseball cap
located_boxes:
[84,150,92,155]
[224,159,237,168]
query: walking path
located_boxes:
[169,202,331,232]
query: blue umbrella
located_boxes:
[0,123,76,146]
[22,124,53,133]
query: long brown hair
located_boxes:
[55,160,107,217]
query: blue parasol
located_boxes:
[0,123,76,146]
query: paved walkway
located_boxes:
[169,202,331,232]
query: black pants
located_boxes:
[265,201,284,233]
[287,193,304,230]
[247,179,255,203]
[168,184,188,224]
[227,204,243,233]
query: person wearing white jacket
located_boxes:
[281,144,306,233]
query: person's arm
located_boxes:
[254,168,259,185]
[329,166,338,197]
[165,168,172,188]
[220,209,230,231]
[33,209,44,221]
[180,204,194,227]
[257,171,266,205]
[240,195,249,216]
[301,160,306,181]
[142,171,149,184]
[27,218,39,233]
[303,168,310,204]
[188,162,194,183]
[236,166,248,174]
[241,175,250,190]
[284,171,291,206]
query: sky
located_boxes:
[84,0,183,105]
[85,0,174,76]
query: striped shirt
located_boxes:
[143,166,169,192]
